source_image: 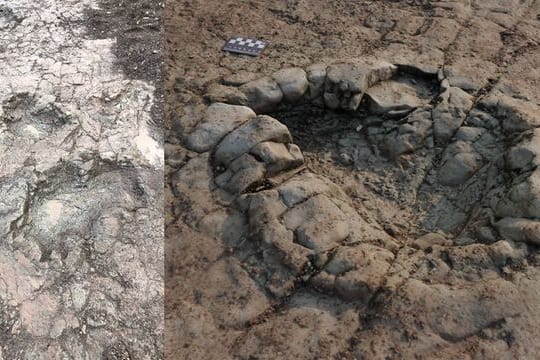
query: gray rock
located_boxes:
[453,236,476,246]
[214,115,292,166]
[441,63,495,92]
[271,67,309,102]
[250,141,304,176]
[481,94,540,133]
[204,83,248,105]
[277,173,346,208]
[494,169,540,218]
[471,131,498,160]
[412,233,452,250]
[0,177,28,238]
[324,62,397,110]
[185,103,256,152]
[215,153,266,194]
[438,140,483,186]
[282,195,349,251]
[477,226,497,243]
[496,217,540,245]
[259,220,313,273]
[506,145,536,170]
[439,151,483,186]
[466,109,500,130]
[382,109,432,157]
[505,129,540,170]
[488,240,528,267]
[295,218,349,252]
[222,71,259,86]
[432,86,473,143]
[306,64,327,99]
[239,76,283,113]
[455,126,486,142]
[383,135,415,158]
[240,189,288,223]
[310,244,394,301]
[366,80,424,115]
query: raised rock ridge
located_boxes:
[171,36,540,360]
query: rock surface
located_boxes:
[185,102,255,152]
[1,0,163,358]
[366,80,425,115]
[239,77,283,113]
[272,67,309,102]
[166,1,540,359]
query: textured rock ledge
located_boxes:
[0,1,163,358]
[169,54,540,359]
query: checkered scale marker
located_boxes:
[223,36,268,56]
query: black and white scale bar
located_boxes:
[223,36,268,56]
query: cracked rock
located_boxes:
[214,115,292,166]
[278,193,352,254]
[494,169,540,218]
[306,63,327,100]
[438,140,483,186]
[432,86,474,143]
[215,153,266,194]
[505,129,540,171]
[203,83,249,105]
[311,244,394,301]
[324,61,397,110]
[239,76,283,113]
[496,217,540,245]
[366,80,425,115]
[271,67,309,103]
[382,108,432,157]
[168,3,540,358]
[250,141,304,176]
[1,0,163,356]
[482,94,540,133]
[185,102,256,152]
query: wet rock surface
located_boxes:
[167,1,540,359]
[1,0,163,358]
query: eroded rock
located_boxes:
[505,129,540,171]
[438,140,483,186]
[494,169,540,218]
[272,67,309,102]
[382,108,433,157]
[214,115,292,166]
[172,52,540,360]
[496,217,540,245]
[366,80,424,115]
[432,86,474,143]
[250,141,304,176]
[482,94,540,133]
[311,244,394,301]
[324,61,397,110]
[185,102,256,152]
[239,76,283,113]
